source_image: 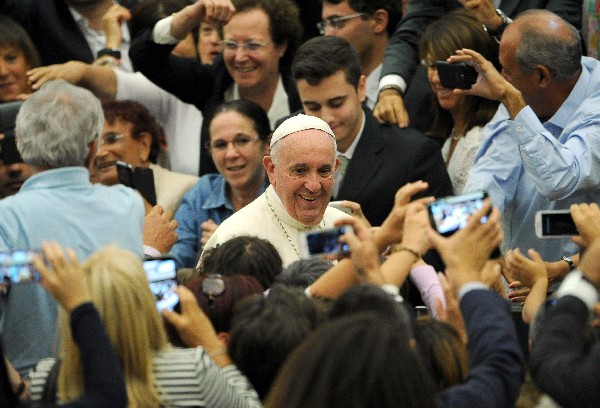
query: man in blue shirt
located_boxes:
[460,10,600,283]
[0,80,145,377]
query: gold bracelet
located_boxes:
[208,347,228,358]
[390,244,421,260]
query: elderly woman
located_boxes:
[129,0,303,175]
[170,99,270,268]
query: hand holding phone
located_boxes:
[298,226,354,260]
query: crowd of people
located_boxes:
[1,0,600,407]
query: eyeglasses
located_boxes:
[206,135,260,151]
[220,40,270,53]
[202,274,226,307]
[100,132,126,146]
[317,13,367,34]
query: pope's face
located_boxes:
[264,130,338,226]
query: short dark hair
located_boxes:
[211,99,272,143]
[292,36,362,88]
[323,0,402,37]
[199,235,283,289]
[232,0,303,73]
[0,15,41,69]
[130,0,191,39]
[275,257,332,288]
[102,100,163,163]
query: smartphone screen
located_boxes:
[143,257,179,312]
[540,211,578,236]
[427,191,488,236]
[0,249,41,284]
[299,226,353,259]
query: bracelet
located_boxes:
[561,255,576,272]
[208,347,228,358]
[390,244,421,260]
[379,84,403,96]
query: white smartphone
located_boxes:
[534,210,578,238]
[298,226,354,259]
[328,201,352,215]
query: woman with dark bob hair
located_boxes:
[130,0,303,175]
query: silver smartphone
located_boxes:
[534,210,578,238]
[298,226,354,259]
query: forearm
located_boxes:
[308,258,361,299]
[521,278,548,324]
[79,65,117,101]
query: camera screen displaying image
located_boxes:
[427,191,488,236]
[299,226,353,259]
[143,257,179,312]
[0,249,41,284]
[536,210,578,237]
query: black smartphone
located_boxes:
[143,257,179,312]
[435,61,478,90]
[535,210,579,238]
[298,226,354,259]
[427,191,488,236]
[0,249,41,284]
[116,161,157,205]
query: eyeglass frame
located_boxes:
[99,131,127,146]
[219,39,271,53]
[316,12,368,35]
[204,134,262,152]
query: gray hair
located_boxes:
[16,80,103,168]
[514,10,581,81]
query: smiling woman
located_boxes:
[129,0,303,175]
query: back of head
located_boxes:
[513,10,581,81]
[292,35,362,88]
[0,15,41,69]
[102,100,163,163]
[199,235,283,288]
[15,80,103,169]
[228,284,321,399]
[265,313,437,408]
[58,246,167,407]
[130,0,190,39]
[275,257,332,288]
[323,0,402,37]
[231,0,302,73]
[415,317,469,390]
[328,284,414,341]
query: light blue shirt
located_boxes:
[465,57,600,260]
[170,174,268,268]
[0,167,145,376]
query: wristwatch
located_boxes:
[561,255,576,272]
[485,9,513,39]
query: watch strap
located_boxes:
[485,9,512,38]
[97,48,121,60]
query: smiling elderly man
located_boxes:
[202,114,348,267]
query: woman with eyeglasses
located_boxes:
[170,100,270,269]
[27,244,263,408]
[129,0,303,176]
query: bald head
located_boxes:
[503,10,581,81]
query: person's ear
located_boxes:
[371,9,389,35]
[217,331,230,346]
[357,74,367,103]
[85,139,98,171]
[138,131,153,163]
[264,155,276,186]
[536,65,552,88]
[275,41,288,59]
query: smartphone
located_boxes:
[143,257,179,312]
[298,226,353,259]
[0,249,41,284]
[328,201,352,215]
[435,61,478,90]
[427,191,488,236]
[116,161,157,206]
[535,210,578,238]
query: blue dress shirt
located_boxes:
[465,57,600,260]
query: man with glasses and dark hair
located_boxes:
[318,0,432,132]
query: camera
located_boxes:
[143,257,179,312]
[534,210,578,238]
[298,226,353,259]
[0,249,41,284]
[427,191,488,236]
[116,161,157,206]
[435,61,478,90]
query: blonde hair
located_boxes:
[57,246,168,408]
